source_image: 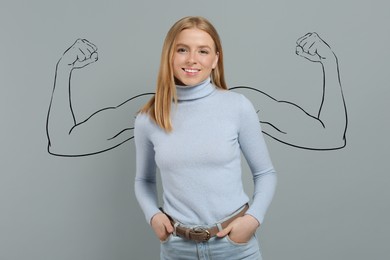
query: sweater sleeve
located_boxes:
[134,114,161,224]
[237,95,277,225]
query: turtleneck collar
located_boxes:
[176,78,215,101]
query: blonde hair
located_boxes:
[139,16,227,132]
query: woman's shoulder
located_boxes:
[216,88,254,108]
[135,112,154,129]
[134,112,160,140]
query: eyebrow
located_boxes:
[175,43,212,49]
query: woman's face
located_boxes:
[172,28,219,86]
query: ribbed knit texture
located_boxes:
[134,78,277,226]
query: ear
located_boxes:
[212,52,219,69]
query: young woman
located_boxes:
[134,16,277,259]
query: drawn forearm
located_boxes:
[46,63,77,151]
[317,55,347,145]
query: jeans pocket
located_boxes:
[225,234,254,246]
[160,234,173,244]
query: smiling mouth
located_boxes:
[183,68,200,73]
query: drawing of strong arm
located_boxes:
[46,39,152,156]
[47,34,347,157]
[231,33,347,150]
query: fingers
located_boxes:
[216,225,232,238]
[151,213,174,240]
[81,39,98,53]
[216,215,259,238]
[73,39,98,67]
[164,219,174,233]
[296,32,319,55]
[295,45,319,62]
[296,32,334,62]
[75,39,98,62]
[61,38,98,68]
[296,32,311,45]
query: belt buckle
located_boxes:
[192,227,211,242]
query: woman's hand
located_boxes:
[150,212,174,242]
[216,214,260,243]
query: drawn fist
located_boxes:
[295,32,335,63]
[59,39,98,69]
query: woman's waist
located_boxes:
[162,196,249,226]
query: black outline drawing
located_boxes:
[46,32,347,157]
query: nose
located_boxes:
[186,51,197,64]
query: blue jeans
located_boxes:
[160,234,262,260]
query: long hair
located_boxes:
[139,16,227,132]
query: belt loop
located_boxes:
[216,223,223,232]
[185,228,191,240]
[173,222,179,236]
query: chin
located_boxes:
[175,79,198,87]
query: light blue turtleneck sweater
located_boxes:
[134,79,277,226]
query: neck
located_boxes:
[176,78,215,101]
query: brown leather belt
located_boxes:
[161,204,249,243]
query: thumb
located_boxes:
[295,46,320,62]
[73,52,98,69]
[163,218,174,234]
[216,225,232,238]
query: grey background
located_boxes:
[1,0,389,259]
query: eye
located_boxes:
[199,49,209,55]
[177,47,188,53]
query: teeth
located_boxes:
[184,69,199,73]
